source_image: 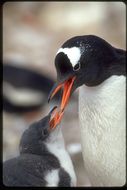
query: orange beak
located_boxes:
[50,109,64,129]
[49,76,76,129]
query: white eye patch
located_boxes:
[56,47,81,68]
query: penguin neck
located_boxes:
[45,127,77,186]
[45,127,65,150]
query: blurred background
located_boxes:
[3,2,126,186]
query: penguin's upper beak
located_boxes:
[48,75,76,129]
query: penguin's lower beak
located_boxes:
[48,76,76,129]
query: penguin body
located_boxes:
[79,75,126,186]
[3,108,77,187]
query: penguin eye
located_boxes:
[42,129,48,137]
[73,63,80,71]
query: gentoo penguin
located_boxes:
[3,107,77,187]
[48,35,126,186]
[3,63,60,114]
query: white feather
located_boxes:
[45,128,77,186]
[45,169,59,186]
[57,47,81,68]
[3,82,44,106]
[79,75,126,186]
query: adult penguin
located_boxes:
[48,35,126,186]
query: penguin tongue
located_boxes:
[49,76,76,129]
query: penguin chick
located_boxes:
[3,107,77,187]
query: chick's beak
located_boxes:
[48,76,76,129]
[50,108,64,129]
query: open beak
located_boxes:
[48,76,76,129]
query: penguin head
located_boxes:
[19,106,60,155]
[48,35,126,128]
[54,35,119,88]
